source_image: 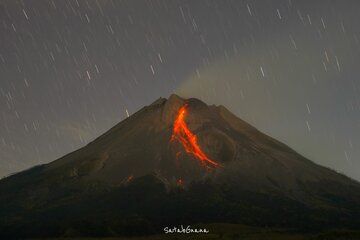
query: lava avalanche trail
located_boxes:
[171,104,221,169]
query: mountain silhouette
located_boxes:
[0,94,359,238]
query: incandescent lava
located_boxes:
[171,104,222,169]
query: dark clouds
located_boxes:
[0,0,360,180]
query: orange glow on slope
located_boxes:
[177,178,184,186]
[126,175,134,183]
[171,104,221,169]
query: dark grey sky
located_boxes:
[1,0,360,181]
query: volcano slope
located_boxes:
[0,94,359,238]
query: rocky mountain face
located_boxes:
[0,94,359,238]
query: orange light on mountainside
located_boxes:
[171,104,222,169]
[126,175,133,183]
[177,178,184,186]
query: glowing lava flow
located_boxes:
[171,104,221,169]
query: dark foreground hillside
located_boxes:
[31,223,360,240]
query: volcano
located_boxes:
[0,94,360,238]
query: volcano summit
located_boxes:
[0,94,360,238]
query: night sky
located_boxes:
[1,0,360,181]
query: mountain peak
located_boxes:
[168,93,184,101]
[162,94,186,124]
[1,95,360,238]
